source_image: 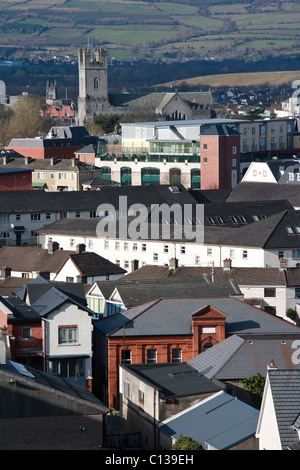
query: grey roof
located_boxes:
[0,295,41,323]
[13,276,91,317]
[110,277,241,307]
[0,167,33,175]
[188,335,300,380]
[94,297,300,338]
[200,124,240,136]
[267,369,300,449]
[0,156,92,171]
[227,182,300,208]
[0,360,106,416]
[69,251,126,276]
[0,184,195,214]
[120,362,224,399]
[159,390,259,450]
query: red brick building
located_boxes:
[0,168,32,191]
[93,296,300,409]
[200,124,241,190]
[6,125,98,160]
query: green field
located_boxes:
[0,0,300,65]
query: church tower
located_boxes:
[77,47,110,125]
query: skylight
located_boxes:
[9,360,35,380]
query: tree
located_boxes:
[242,373,265,407]
[240,107,266,120]
[172,434,203,450]
[93,114,120,134]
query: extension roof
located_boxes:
[227,182,300,208]
[120,362,224,399]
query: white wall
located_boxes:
[256,376,282,450]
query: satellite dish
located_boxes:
[9,223,14,230]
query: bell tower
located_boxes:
[77,47,110,125]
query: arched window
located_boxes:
[169,168,181,185]
[100,166,111,180]
[94,77,100,89]
[121,167,132,186]
[141,167,160,185]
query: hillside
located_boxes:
[0,0,299,67]
[159,70,300,89]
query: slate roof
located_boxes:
[68,251,126,276]
[0,184,195,214]
[188,335,300,380]
[107,277,242,308]
[0,156,90,171]
[0,246,74,273]
[13,276,91,317]
[227,182,300,208]
[267,369,300,449]
[159,390,259,450]
[121,362,225,399]
[0,295,41,323]
[94,297,300,338]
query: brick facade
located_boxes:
[106,304,226,408]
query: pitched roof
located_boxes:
[94,297,300,338]
[108,277,241,308]
[158,390,259,450]
[68,252,126,276]
[227,182,300,208]
[0,246,73,273]
[13,276,91,317]
[0,360,106,415]
[188,335,300,380]
[267,369,300,449]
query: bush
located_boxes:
[172,434,203,450]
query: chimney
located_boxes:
[77,243,86,254]
[279,258,287,271]
[50,157,57,166]
[0,327,10,364]
[169,258,178,270]
[77,274,87,284]
[72,158,78,167]
[223,258,232,271]
[24,157,31,165]
[3,156,7,165]
[267,360,277,370]
[48,241,59,254]
[38,270,50,280]
[0,267,11,279]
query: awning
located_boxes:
[32,182,46,188]
[14,226,25,232]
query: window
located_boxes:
[180,245,185,254]
[121,350,131,364]
[0,214,9,222]
[287,227,294,234]
[142,243,147,252]
[124,260,129,269]
[66,277,74,283]
[49,358,83,378]
[229,216,238,224]
[264,287,276,297]
[133,243,138,251]
[22,327,31,340]
[207,247,212,256]
[124,242,129,251]
[295,288,300,299]
[195,255,200,264]
[90,210,97,219]
[0,231,10,238]
[88,239,93,249]
[232,158,236,167]
[147,349,157,363]
[153,253,158,261]
[203,144,207,150]
[70,238,75,247]
[58,326,78,344]
[37,172,45,179]
[75,211,81,218]
[293,250,300,259]
[58,173,66,180]
[22,273,30,278]
[124,380,130,399]
[164,245,169,253]
[232,146,237,155]
[50,173,54,179]
[238,215,247,224]
[139,390,144,404]
[46,213,52,220]
[115,241,120,250]
[105,240,109,249]
[172,348,182,363]
[242,250,248,259]
[252,215,259,222]
[31,213,41,221]
[278,251,284,259]
[16,214,22,221]
[230,249,235,259]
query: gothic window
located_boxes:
[94,77,100,89]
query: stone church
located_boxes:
[76,47,215,125]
